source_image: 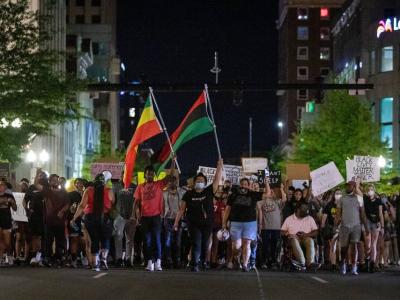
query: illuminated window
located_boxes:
[320,67,330,77]
[297,89,308,100]
[297,8,308,20]
[297,27,309,40]
[297,67,309,80]
[320,8,329,19]
[320,27,330,40]
[297,47,308,60]
[129,108,136,118]
[381,46,393,72]
[306,101,315,113]
[320,47,330,60]
[381,125,393,148]
[380,97,393,148]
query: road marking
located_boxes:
[93,273,108,279]
[254,267,266,300]
[311,276,328,284]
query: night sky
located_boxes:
[117,0,278,176]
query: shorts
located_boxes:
[0,208,12,230]
[364,220,381,232]
[68,217,83,237]
[339,225,361,247]
[28,214,44,236]
[230,221,257,241]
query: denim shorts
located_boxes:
[230,221,257,241]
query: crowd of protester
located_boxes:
[0,160,399,276]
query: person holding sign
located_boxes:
[0,180,17,265]
[335,179,369,276]
[222,176,268,272]
[174,159,223,272]
[363,185,384,273]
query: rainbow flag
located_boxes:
[123,95,162,188]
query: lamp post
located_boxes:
[25,149,50,182]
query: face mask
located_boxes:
[195,182,205,190]
[334,194,342,201]
[368,190,375,197]
[239,187,248,194]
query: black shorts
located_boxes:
[0,208,12,230]
[28,214,44,236]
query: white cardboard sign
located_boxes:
[197,164,243,186]
[346,156,380,183]
[311,162,344,197]
[11,192,28,222]
[242,157,268,173]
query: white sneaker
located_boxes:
[155,259,162,271]
[6,256,14,266]
[30,257,37,266]
[146,260,154,271]
[351,265,358,275]
[340,263,347,275]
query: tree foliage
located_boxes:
[291,90,388,175]
[0,0,82,162]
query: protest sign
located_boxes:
[346,156,380,183]
[269,170,282,188]
[292,180,309,190]
[310,162,344,196]
[198,165,243,186]
[286,164,310,180]
[242,158,268,174]
[91,162,124,180]
[11,193,28,222]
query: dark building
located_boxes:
[277,0,345,147]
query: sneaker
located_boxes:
[146,260,154,272]
[351,265,358,275]
[82,256,89,267]
[340,263,347,275]
[203,262,210,270]
[227,262,234,270]
[248,263,256,270]
[242,265,250,272]
[191,265,200,272]
[30,257,37,266]
[261,264,268,270]
[101,258,109,270]
[93,264,100,272]
[6,256,14,266]
[71,259,78,269]
[155,259,162,271]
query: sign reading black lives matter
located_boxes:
[346,156,380,183]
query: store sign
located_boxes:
[377,17,400,38]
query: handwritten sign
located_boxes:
[311,162,344,197]
[257,170,281,188]
[90,163,124,180]
[198,165,243,186]
[346,156,380,183]
[242,158,268,173]
[11,193,28,222]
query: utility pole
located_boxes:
[210,51,221,84]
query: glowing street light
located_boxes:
[39,150,50,163]
[26,150,37,163]
[378,155,386,168]
[278,121,284,128]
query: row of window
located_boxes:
[297,47,330,61]
[67,14,101,24]
[296,66,330,81]
[297,27,330,41]
[369,46,394,74]
[297,7,330,21]
[380,97,394,148]
[66,0,101,6]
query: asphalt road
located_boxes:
[0,267,399,300]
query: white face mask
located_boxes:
[368,190,375,197]
[334,194,342,201]
[195,182,205,190]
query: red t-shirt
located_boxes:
[84,186,112,215]
[134,180,167,217]
[213,200,226,229]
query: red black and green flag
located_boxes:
[154,91,214,173]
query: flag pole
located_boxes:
[149,87,181,174]
[204,84,222,160]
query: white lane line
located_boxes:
[254,268,266,300]
[93,272,108,279]
[311,276,328,284]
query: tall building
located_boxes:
[277,0,345,146]
[66,0,121,154]
[332,0,400,170]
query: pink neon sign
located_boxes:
[377,18,400,38]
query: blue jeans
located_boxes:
[164,218,182,263]
[250,240,258,266]
[141,215,162,261]
[261,229,281,264]
[83,214,113,254]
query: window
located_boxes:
[91,15,101,24]
[297,47,308,60]
[75,15,85,24]
[320,27,330,40]
[320,67,330,77]
[297,8,308,20]
[381,46,393,72]
[320,47,330,60]
[76,0,85,6]
[369,50,376,74]
[297,27,309,40]
[91,0,101,6]
[320,7,329,19]
[297,89,308,100]
[380,97,393,148]
[297,67,309,80]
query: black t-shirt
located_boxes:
[323,201,337,227]
[182,185,214,227]
[24,185,44,217]
[227,189,263,222]
[364,196,382,224]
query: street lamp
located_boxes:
[26,150,37,163]
[378,155,386,168]
[25,149,50,183]
[39,150,49,163]
[277,122,284,128]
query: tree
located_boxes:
[291,90,388,175]
[0,0,82,162]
